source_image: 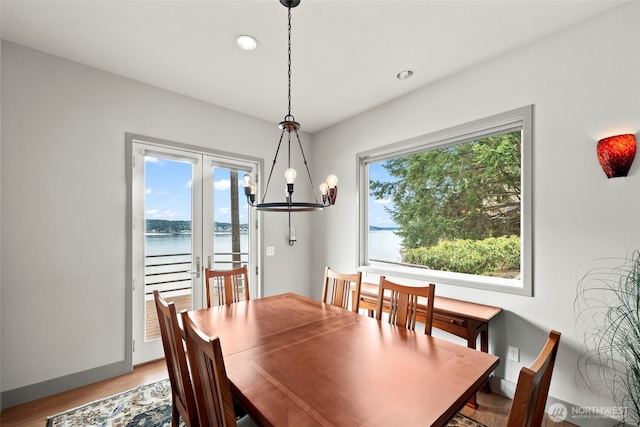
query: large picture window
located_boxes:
[358,106,532,296]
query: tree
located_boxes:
[230,170,242,269]
[369,131,521,249]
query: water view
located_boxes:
[146,233,249,268]
[147,229,402,263]
[369,229,403,263]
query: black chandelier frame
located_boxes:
[243,0,337,213]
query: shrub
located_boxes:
[403,235,520,277]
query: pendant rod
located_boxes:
[287,6,292,118]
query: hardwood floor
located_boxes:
[1,358,575,427]
[458,392,576,427]
[0,360,169,427]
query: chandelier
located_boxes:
[242,0,337,212]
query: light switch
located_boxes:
[266,246,275,256]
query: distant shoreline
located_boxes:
[146,232,248,235]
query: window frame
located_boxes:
[357,105,533,296]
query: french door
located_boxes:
[131,140,258,364]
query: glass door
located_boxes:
[132,144,203,364]
[131,141,259,364]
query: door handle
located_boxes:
[185,256,201,278]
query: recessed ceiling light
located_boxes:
[236,35,259,51]
[396,70,414,80]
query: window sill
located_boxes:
[358,262,531,296]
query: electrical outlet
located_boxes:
[508,346,520,362]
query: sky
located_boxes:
[144,157,396,227]
[144,157,249,224]
[368,161,397,228]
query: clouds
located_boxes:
[214,177,244,191]
[214,179,230,191]
[373,197,391,204]
[145,209,183,219]
[144,159,249,224]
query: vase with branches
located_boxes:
[575,250,640,425]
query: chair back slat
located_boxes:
[322,267,362,312]
[375,276,435,335]
[205,266,250,307]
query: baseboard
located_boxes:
[489,377,633,427]
[1,359,131,410]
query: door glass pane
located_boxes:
[144,156,194,341]
[212,167,249,270]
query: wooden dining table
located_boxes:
[187,293,500,427]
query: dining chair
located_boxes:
[205,266,250,307]
[321,266,363,312]
[181,310,239,427]
[153,290,199,427]
[448,330,561,427]
[375,276,435,335]
[506,330,562,427]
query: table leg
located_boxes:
[477,324,492,394]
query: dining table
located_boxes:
[186,292,500,427]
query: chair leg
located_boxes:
[171,403,181,427]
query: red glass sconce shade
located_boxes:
[597,134,637,178]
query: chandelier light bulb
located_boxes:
[285,168,297,184]
[243,173,254,187]
[319,182,329,195]
[249,183,257,195]
[326,174,338,188]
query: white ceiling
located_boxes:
[0,0,626,133]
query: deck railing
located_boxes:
[144,251,249,296]
[144,251,248,340]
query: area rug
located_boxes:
[46,378,484,427]
[46,379,183,427]
[446,413,487,427]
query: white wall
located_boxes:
[310,1,639,420]
[0,40,316,403]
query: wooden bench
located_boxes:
[353,281,503,408]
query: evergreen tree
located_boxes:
[370,131,521,249]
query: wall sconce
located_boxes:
[597,134,636,178]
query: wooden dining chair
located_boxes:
[181,310,238,427]
[205,266,250,307]
[153,290,199,427]
[375,276,435,335]
[321,266,363,312]
[447,330,561,427]
[506,330,562,427]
